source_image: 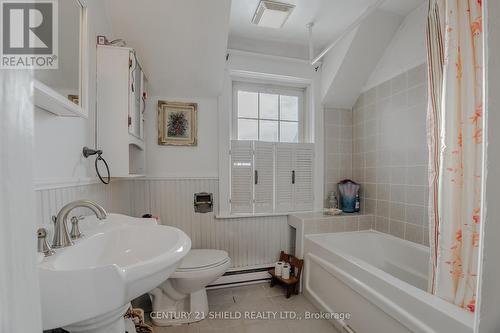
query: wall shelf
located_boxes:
[34,80,87,118]
[111,174,145,179]
[128,134,145,151]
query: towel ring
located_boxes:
[83,147,111,185]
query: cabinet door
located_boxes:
[128,52,142,138]
[293,144,314,211]
[275,144,295,213]
[254,142,274,213]
[139,73,145,140]
[230,140,254,214]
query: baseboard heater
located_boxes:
[207,266,273,289]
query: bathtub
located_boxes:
[303,230,474,333]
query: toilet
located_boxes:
[149,249,231,326]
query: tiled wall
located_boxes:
[352,64,429,246]
[291,213,374,234]
[288,212,374,259]
[324,108,353,206]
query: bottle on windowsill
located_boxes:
[354,194,360,213]
[328,191,339,209]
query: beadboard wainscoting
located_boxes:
[34,178,291,269]
[35,180,132,229]
[129,178,291,269]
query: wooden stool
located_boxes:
[268,251,304,298]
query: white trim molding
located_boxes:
[227,49,310,65]
[34,0,88,118]
[34,177,103,190]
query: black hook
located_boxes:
[82,147,110,184]
[83,147,102,158]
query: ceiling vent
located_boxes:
[251,0,295,28]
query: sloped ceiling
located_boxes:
[103,0,231,97]
[228,0,424,59]
[321,9,403,108]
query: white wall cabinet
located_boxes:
[97,45,147,177]
[230,140,313,215]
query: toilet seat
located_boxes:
[176,249,229,272]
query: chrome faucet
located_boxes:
[52,200,107,248]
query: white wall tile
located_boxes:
[352,65,428,245]
[324,108,353,205]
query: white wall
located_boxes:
[363,3,427,91]
[228,35,309,60]
[34,0,113,185]
[477,1,500,331]
[227,50,317,81]
[1,72,42,333]
[103,0,231,98]
[145,97,219,178]
[320,28,357,103]
[321,9,402,108]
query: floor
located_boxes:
[150,283,339,333]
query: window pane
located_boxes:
[260,120,278,142]
[280,121,299,143]
[238,91,258,118]
[280,95,299,121]
[260,93,278,120]
[238,119,258,140]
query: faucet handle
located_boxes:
[70,216,84,240]
[37,228,54,257]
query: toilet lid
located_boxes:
[177,249,229,270]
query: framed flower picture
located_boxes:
[158,101,198,146]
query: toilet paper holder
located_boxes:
[194,192,213,213]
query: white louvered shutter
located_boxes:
[275,143,295,213]
[254,142,274,213]
[230,140,253,214]
[293,144,314,211]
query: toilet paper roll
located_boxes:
[282,263,290,279]
[275,261,284,276]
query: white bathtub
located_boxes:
[303,230,474,333]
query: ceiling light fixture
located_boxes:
[251,0,295,28]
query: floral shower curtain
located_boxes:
[426,0,483,312]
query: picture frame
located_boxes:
[158,100,198,146]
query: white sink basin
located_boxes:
[38,213,191,332]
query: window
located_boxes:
[233,82,304,143]
[230,140,314,215]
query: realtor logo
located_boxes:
[1,0,58,69]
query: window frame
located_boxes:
[232,81,305,143]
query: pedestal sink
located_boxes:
[38,213,191,333]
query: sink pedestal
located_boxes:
[63,303,131,333]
